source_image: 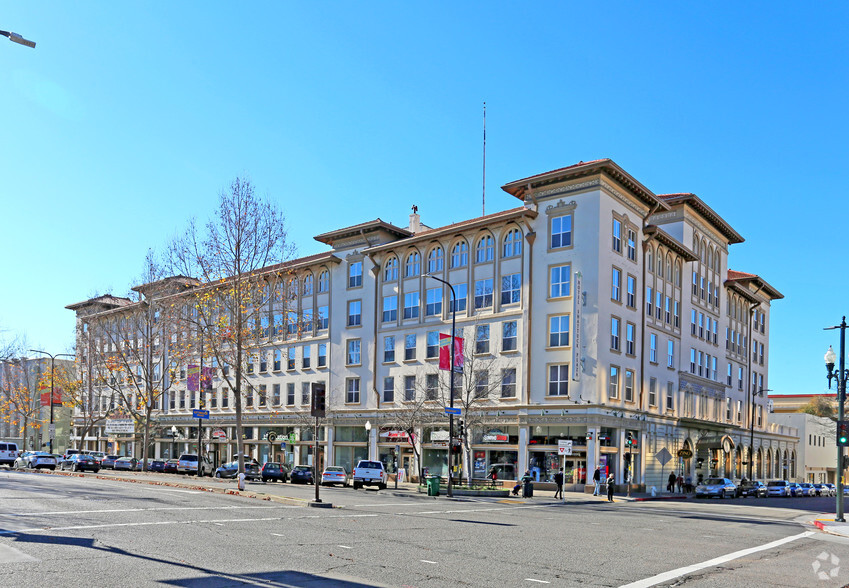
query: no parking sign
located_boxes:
[558,440,573,456]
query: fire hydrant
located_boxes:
[237,472,246,491]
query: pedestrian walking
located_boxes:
[667,471,676,493]
[676,473,684,493]
[593,467,602,496]
[554,467,564,499]
[606,473,615,502]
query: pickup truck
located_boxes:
[352,460,387,490]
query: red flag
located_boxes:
[439,333,464,372]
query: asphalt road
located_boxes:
[1,469,848,587]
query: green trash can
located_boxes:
[427,475,440,496]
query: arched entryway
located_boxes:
[766,449,773,479]
[756,448,763,479]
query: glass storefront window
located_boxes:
[528,450,560,482]
[335,426,368,443]
[487,450,518,480]
[528,425,587,446]
[334,445,368,475]
[423,448,448,477]
[301,426,326,441]
[378,448,398,473]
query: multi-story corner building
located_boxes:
[66,159,797,488]
[0,357,74,452]
[770,393,837,483]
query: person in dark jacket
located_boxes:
[606,473,615,502]
[554,467,564,499]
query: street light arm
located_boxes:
[0,30,36,48]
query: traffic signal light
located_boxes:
[311,382,326,417]
[458,420,465,439]
[838,420,849,447]
[625,432,634,447]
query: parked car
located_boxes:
[261,462,289,483]
[61,449,81,461]
[100,455,121,469]
[164,459,179,474]
[787,482,805,497]
[766,480,791,497]
[0,442,20,467]
[798,482,817,497]
[60,454,100,473]
[321,466,349,487]
[736,480,767,498]
[695,477,736,499]
[148,459,166,472]
[87,451,107,464]
[213,460,260,480]
[290,465,315,484]
[114,457,140,471]
[177,453,213,476]
[352,460,388,490]
[14,451,57,470]
[813,483,833,497]
[824,483,838,496]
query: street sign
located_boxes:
[655,447,672,466]
[557,440,573,456]
[444,407,461,416]
[48,424,56,440]
[192,410,210,419]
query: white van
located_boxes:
[0,442,20,467]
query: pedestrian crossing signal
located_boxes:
[311,383,326,418]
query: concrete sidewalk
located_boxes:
[813,518,849,539]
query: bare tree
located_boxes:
[380,392,441,483]
[167,177,295,474]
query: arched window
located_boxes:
[451,241,468,268]
[302,273,313,296]
[646,248,653,273]
[674,261,681,287]
[405,251,421,277]
[714,252,721,274]
[317,270,329,293]
[656,249,664,276]
[503,228,523,258]
[666,254,673,282]
[427,247,444,273]
[707,248,713,271]
[288,278,299,299]
[475,235,494,263]
[384,256,399,281]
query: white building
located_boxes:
[67,159,797,487]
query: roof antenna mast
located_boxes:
[482,101,486,217]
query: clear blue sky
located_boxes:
[1,3,846,396]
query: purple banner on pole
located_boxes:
[188,365,214,391]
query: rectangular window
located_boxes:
[346,339,361,365]
[666,382,674,411]
[426,373,439,400]
[303,345,311,369]
[726,398,732,421]
[665,297,671,324]
[690,348,696,374]
[474,279,493,309]
[627,229,637,261]
[650,333,657,363]
[287,347,296,370]
[245,390,253,408]
[302,309,313,334]
[502,320,518,352]
[318,305,329,330]
[711,356,717,381]
[492,367,516,400]
[738,366,743,391]
[348,261,363,288]
[612,218,622,252]
[347,300,362,326]
[727,363,732,386]
[405,334,416,360]
[222,388,229,408]
[759,343,764,365]
[712,320,718,344]
[404,375,416,402]
[655,291,662,320]
[426,331,439,358]
[382,295,398,323]
[475,324,490,354]
[548,364,569,396]
[179,390,186,409]
[425,288,442,316]
[287,383,295,406]
[647,287,653,316]
[674,301,680,328]
[737,399,743,423]
[608,366,619,399]
[611,317,620,351]
[272,383,281,406]
[667,340,674,368]
[550,315,571,348]
[551,214,572,248]
[692,271,698,296]
[302,382,311,405]
[626,275,636,308]
[625,323,635,355]
[550,265,571,298]
[698,313,704,338]
[698,351,704,377]
[259,352,267,373]
[384,336,395,362]
[258,385,267,407]
[404,292,420,319]
[451,283,468,313]
[273,349,281,371]
[649,377,657,407]
[383,377,395,403]
[318,343,327,367]
[346,378,360,403]
[474,371,488,398]
[624,370,634,402]
[500,273,521,305]
[611,267,621,302]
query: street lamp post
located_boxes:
[0,30,36,48]
[748,388,772,481]
[29,350,75,455]
[427,274,456,498]
[825,317,848,522]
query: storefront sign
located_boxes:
[105,419,134,434]
[677,448,693,459]
[430,430,450,442]
[211,428,227,441]
[572,271,582,381]
[482,431,509,443]
[380,430,409,441]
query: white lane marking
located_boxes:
[213,523,224,526]
[420,560,438,564]
[525,580,550,584]
[619,531,815,588]
[338,545,353,549]
[150,488,201,494]
[4,505,283,517]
